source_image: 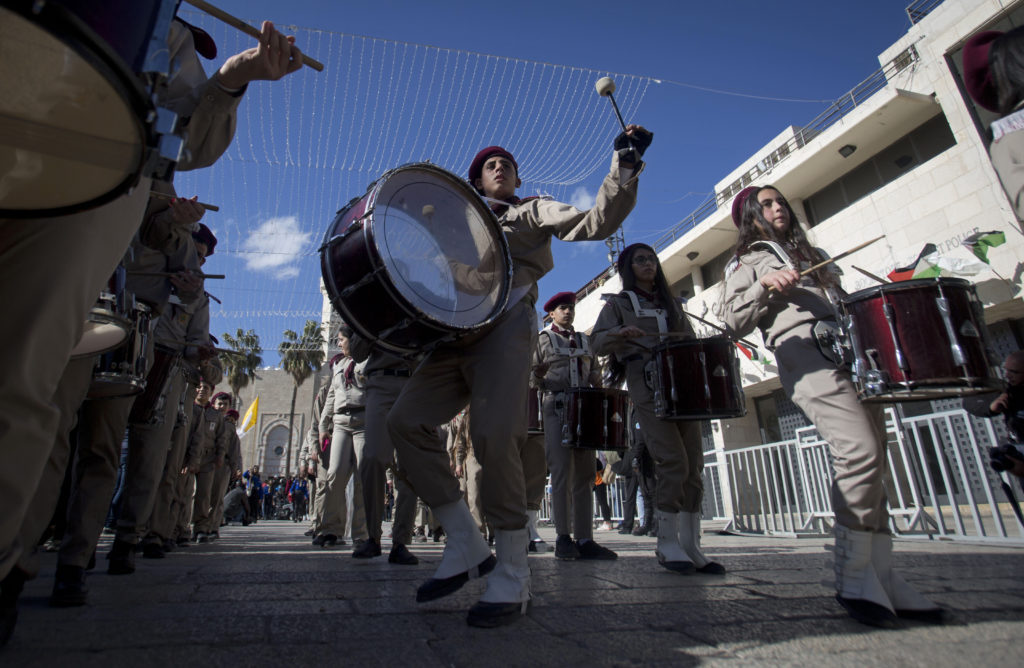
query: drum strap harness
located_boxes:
[624,291,668,335]
[545,328,591,388]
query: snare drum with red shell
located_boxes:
[652,337,746,420]
[320,163,513,354]
[841,277,1000,402]
[0,0,178,217]
[562,387,628,451]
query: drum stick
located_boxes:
[682,312,762,351]
[127,271,226,279]
[768,235,885,292]
[156,338,246,356]
[149,191,219,211]
[852,265,890,285]
[183,0,325,72]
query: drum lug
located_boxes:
[880,301,909,373]
[935,296,967,367]
[340,268,382,298]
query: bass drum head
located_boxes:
[372,164,510,331]
[0,4,148,216]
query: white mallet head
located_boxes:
[421,204,435,218]
[595,76,616,97]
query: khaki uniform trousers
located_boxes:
[522,432,547,512]
[322,414,368,539]
[149,380,196,542]
[0,186,149,579]
[361,375,417,545]
[173,474,196,540]
[464,449,486,533]
[388,300,533,530]
[13,357,95,577]
[775,330,888,532]
[116,369,185,544]
[542,393,595,538]
[193,462,220,534]
[626,363,704,514]
[309,463,326,532]
[209,465,233,530]
[58,395,136,568]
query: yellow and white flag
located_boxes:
[238,396,259,437]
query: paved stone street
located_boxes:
[4,521,1023,666]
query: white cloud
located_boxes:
[240,215,312,279]
[570,186,596,210]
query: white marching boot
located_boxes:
[415,501,495,603]
[526,509,551,553]
[467,528,531,627]
[679,512,725,574]
[872,532,944,623]
[655,510,694,574]
[830,525,898,628]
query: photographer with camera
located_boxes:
[966,351,1024,478]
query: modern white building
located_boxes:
[572,0,1024,540]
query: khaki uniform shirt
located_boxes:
[532,326,600,393]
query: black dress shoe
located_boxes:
[162,539,176,553]
[142,542,166,559]
[388,543,419,565]
[50,565,88,607]
[656,553,695,574]
[895,607,945,624]
[617,524,634,535]
[318,534,338,548]
[107,539,136,575]
[554,534,579,560]
[633,524,649,536]
[416,554,496,603]
[696,561,726,574]
[577,540,617,560]
[466,599,529,628]
[352,537,382,558]
[304,529,315,537]
[836,594,899,629]
[1,568,27,647]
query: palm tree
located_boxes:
[279,320,326,476]
[220,329,263,409]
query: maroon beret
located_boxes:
[176,18,218,59]
[225,409,240,420]
[731,186,759,227]
[543,291,576,312]
[468,146,518,184]
[616,243,657,273]
[192,223,217,256]
[963,30,1002,112]
[211,392,232,404]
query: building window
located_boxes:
[700,248,737,289]
[804,113,956,226]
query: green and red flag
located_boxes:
[961,230,1006,264]
[887,244,937,281]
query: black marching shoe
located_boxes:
[466,599,530,628]
[50,565,88,608]
[162,539,176,553]
[352,537,382,559]
[315,533,338,548]
[142,541,166,559]
[1,568,27,647]
[304,529,315,537]
[836,594,899,629]
[388,542,419,565]
[554,534,579,561]
[416,555,496,603]
[107,539,136,575]
[617,523,634,535]
[577,539,618,560]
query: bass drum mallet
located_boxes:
[595,76,629,133]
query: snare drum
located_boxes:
[842,277,1000,401]
[527,388,543,434]
[88,301,152,399]
[562,388,628,450]
[0,0,177,216]
[71,266,132,357]
[652,337,746,420]
[128,344,181,424]
[320,163,513,354]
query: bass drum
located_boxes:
[320,163,513,354]
[0,0,176,217]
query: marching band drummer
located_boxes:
[388,127,652,628]
[717,185,942,628]
[591,244,724,576]
[532,291,617,562]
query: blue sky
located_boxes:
[175,0,915,364]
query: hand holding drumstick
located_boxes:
[215,21,305,90]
